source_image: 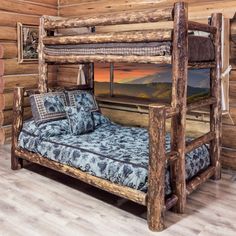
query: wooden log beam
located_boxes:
[186,166,215,195]
[14,147,147,205]
[166,151,179,163]
[44,7,173,29]
[185,131,214,154]
[170,2,188,214]
[187,97,216,111]
[43,29,172,45]
[147,105,166,231]
[45,54,172,65]
[188,21,216,34]
[210,13,222,180]
[38,17,48,93]
[11,87,24,170]
[188,62,216,69]
[164,194,178,211]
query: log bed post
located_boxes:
[210,13,222,180]
[170,2,188,213]
[11,87,24,170]
[38,16,48,93]
[147,105,166,231]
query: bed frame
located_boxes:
[11,2,222,231]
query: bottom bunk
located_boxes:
[18,113,210,196]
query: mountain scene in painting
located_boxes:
[94,63,210,103]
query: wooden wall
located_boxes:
[222,18,236,169]
[58,0,236,169]
[0,0,58,143]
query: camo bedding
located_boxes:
[18,118,210,195]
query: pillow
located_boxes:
[65,90,98,111]
[92,111,110,127]
[30,92,67,126]
[65,106,94,135]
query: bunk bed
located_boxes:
[11,2,222,231]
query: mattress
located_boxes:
[44,35,215,62]
[18,119,210,195]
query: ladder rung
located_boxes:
[187,97,216,111]
[185,131,214,153]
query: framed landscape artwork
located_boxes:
[94,63,210,104]
[17,23,39,63]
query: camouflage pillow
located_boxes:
[30,92,67,126]
[65,106,94,135]
[65,90,98,111]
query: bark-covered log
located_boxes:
[147,105,166,231]
[14,147,147,205]
[210,13,222,180]
[43,29,172,45]
[44,7,173,29]
[186,166,215,195]
[170,2,188,214]
[11,87,24,170]
[185,131,214,153]
[38,16,48,93]
[188,21,216,34]
[45,54,172,64]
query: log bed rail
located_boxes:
[11,2,222,232]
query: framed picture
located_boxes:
[17,23,39,63]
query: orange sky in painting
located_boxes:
[94,63,165,83]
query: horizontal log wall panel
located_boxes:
[0,11,39,27]
[0,59,57,76]
[0,73,57,93]
[0,27,17,41]
[59,0,236,19]
[222,124,236,149]
[0,0,58,145]
[222,147,236,170]
[0,125,11,144]
[0,0,57,16]
[0,92,30,110]
[29,0,58,6]
[0,43,17,59]
[0,106,32,126]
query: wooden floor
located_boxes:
[1,145,236,236]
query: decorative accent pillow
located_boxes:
[65,106,94,135]
[30,92,67,126]
[92,111,110,127]
[65,90,98,111]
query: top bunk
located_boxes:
[39,2,219,68]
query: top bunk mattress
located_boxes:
[44,35,215,62]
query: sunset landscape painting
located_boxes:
[94,63,210,103]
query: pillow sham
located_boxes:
[65,90,98,111]
[92,111,110,127]
[30,92,67,126]
[65,106,94,135]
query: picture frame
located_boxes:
[17,23,39,63]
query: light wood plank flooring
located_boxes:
[0,145,236,236]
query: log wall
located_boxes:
[0,0,58,144]
[58,0,236,169]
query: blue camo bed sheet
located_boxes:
[18,115,210,195]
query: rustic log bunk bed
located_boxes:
[11,2,222,231]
